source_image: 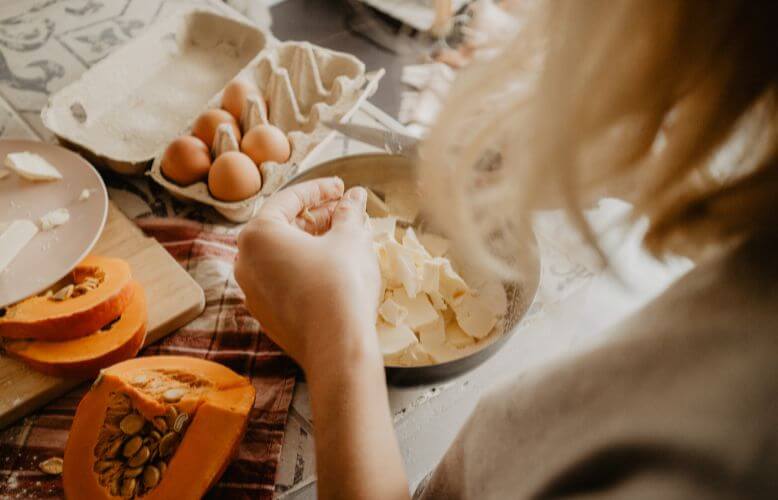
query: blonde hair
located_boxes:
[419,0,778,279]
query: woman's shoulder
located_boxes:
[420,234,778,499]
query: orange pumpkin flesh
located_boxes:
[0,256,134,341]
[3,282,147,378]
[64,356,255,499]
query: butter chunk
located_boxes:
[4,152,62,181]
[418,316,446,346]
[418,232,450,257]
[370,216,397,240]
[396,343,433,366]
[385,240,421,298]
[402,227,430,257]
[420,318,461,363]
[39,208,70,231]
[377,321,418,356]
[436,258,470,306]
[375,238,402,288]
[478,280,508,317]
[391,287,439,330]
[379,298,408,326]
[452,292,498,339]
[420,260,440,294]
[428,289,446,310]
[0,219,38,273]
[446,321,476,347]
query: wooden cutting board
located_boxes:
[0,203,205,429]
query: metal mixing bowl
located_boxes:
[284,153,540,386]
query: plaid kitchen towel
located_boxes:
[0,217,297,500]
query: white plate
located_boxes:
[0,140,108,308]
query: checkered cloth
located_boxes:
[0,217,297,500]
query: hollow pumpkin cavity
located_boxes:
[0,255,134,341]
[91,392,189,497]
[3,281,147,378]
[64,356,255,500]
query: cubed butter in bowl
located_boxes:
[283,154,540,386]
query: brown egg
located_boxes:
[160,136,211,186]
[240,125,291,165]
[208,151,262,201]
[221,78,260,121]
[191,109,241,149]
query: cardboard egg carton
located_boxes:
[150,42,381,221]
[41,9,381,222]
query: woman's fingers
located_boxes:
[295,201,338,234]
[330,187,368,233]
[258,177,345,224]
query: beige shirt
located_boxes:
[416,234,778,499]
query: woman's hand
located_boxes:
[235,177,382,375]
[237,177,409,500]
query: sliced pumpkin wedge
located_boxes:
[64,356,255,499]
[0,256,134,341]
[4,281,147,378]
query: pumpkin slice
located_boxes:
[0,255,134,341]
[3,282,147,379]
[64,356,255,499]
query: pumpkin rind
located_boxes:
[0,256,134,341]
[63,356,255,500]
[3,281,147,378]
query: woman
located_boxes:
[235,0,777,498]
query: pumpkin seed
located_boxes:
[38,457,63,475]
[108,393,131,412]
[51,284,74,301]
[105,423,122,435]
[93,437,112,458]
[142,465,161,488]
[119,413,145,435]
[109,477,121,496]
[162,388,185,403]
[105,464,123,483]
[124,466,144,478]
[152,416,168,433]
[127,446,151,467]
[94,459,120,473]
[120,477,137,498]
[105,438,124,459]
[147,446,159,464]
[158,432,178,457]
[172,413,189,433]
[132,373,148,385]
[122,435,143,457]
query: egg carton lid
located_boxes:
[40,8,272,173]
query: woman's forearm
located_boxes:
[306,324,409,500]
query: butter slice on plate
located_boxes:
[0,220,38,273]
[4,152,63,181]
[39,208,70,231]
